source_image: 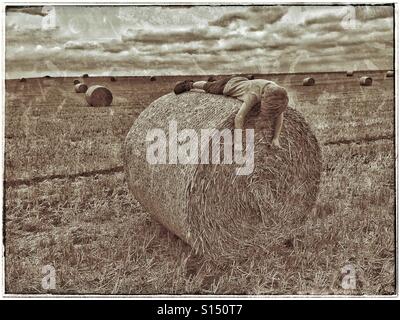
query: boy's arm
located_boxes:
[272,112,284,148]
[234,93,258,130]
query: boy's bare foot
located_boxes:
[174,80,194,94]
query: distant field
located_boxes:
[4,71,395,294]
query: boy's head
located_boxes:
[261,83,289,116]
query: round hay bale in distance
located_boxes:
[346,71,354,77]
[82,73,89,78]
[74,83,88,93]
[110,76,117,82]
[302,77,315,86]
[85,85,113,107]
[386,70,394,78]
[20,78,26,82]
[247,74,255,80]
[150,76,156,81]
[207,75,217,82]
[124,92,322,260]
[73,79,80,85]
[360,76,373,86]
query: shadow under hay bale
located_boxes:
[360,76,373,86]
[74,83,88,93]
[124,92,322,261]
[82,74,89,78]
[110,76,117,82]
[302,77,315,86]
[150,76,156,81]
[85,85,113,107]
[386,71,394,78]
[44,75,51,78]
[73,79,80,85]
[346,71,354,77]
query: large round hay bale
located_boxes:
[110,76,117,82]
[124,92,322,260]
[386,71,394,78]
[360,76,373,86]
[302,77,315,86]
[150,76,156,81]
[82,73,89,78]
[85,85,113,107]
[73,79,80,85]
[346,71,354,77]
[74,83,88,93]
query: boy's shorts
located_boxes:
[203,76,235,95]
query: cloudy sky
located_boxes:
[5,5,394,78]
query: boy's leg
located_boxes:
[174,77,235,95]
[192,81,207,90]
[202,76,235,95]
[173,80,206,94]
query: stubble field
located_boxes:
[4,71,395,294]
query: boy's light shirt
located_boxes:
[223,77,274,103]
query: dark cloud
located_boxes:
[279,27,305,39]
[208,11,249,27]
[101,39,134,53]
[317,23,345,33]
[209,6,288,28]
[7,6,48,17]
[122,27,223,44]
[305,13,343,26]
[102,47,126,54]
[355,6,393,21]
[306,41,339,50]
[64,40,101,50]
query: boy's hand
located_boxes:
[234,116,244,130]
[271,138,282,149]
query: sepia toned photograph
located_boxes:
[2,2,396,296]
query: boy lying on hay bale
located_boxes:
[174,75,288,148]
[124,91,321,259]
